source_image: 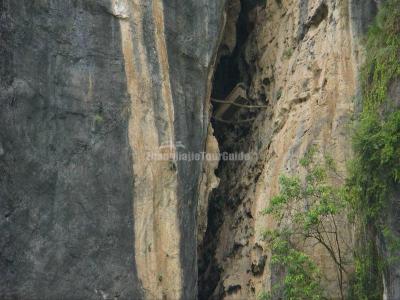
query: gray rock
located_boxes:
[0,0,225,299]
[350,0,379,36]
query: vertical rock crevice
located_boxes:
[198,1,267,298]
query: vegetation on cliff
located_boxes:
[347,0,400,298]
[261,148,348,300]
[261,1,400,298]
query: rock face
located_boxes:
[199,0,379,299]
[1,0,391,299]
[197,125,220,246]
[0,1,225,299]
[383,187,400,300]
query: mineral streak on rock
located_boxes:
[118,0,181,298]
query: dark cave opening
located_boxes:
[210,0,258,102]
[198,1,265,299]
[210,0,260,153]
[211,55,241,101]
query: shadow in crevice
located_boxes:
[197,0,264,299]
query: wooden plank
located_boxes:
[214,83,248,118]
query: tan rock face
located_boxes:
[119,1,181,298]
[220,0,242,57]
[205,0,362,298]
[117,0,225,299]
[198,125,220,246]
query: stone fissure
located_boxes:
[198,1,264,298]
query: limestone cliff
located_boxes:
[0,1,224,299]
[0,0,397,300]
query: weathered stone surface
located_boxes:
[0,0,225,299]
[197,125,220,246]
[0,2,142,299]
[1,0,390,299]
[200,0,379,299]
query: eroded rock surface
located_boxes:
[199,0,379,299]
[1,0,389,299]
